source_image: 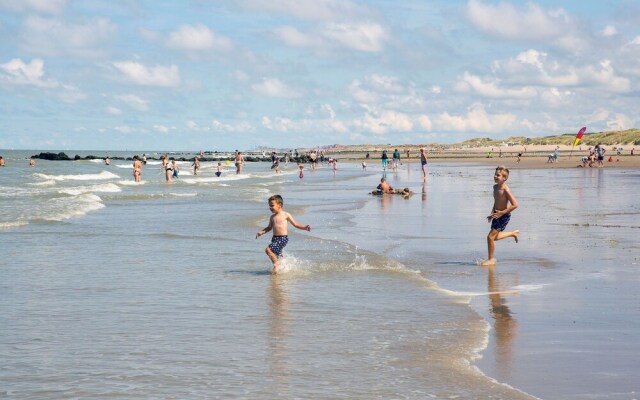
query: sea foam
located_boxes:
[58,183,122,196]
[34,171,120,181]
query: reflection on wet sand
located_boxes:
[268,276,290,394]
[422,181,427,205]
[487,266,519,380]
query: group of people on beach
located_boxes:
[579,144,607,168]
[129,151,250,182]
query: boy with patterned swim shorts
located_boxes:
[481,166,519,266]
[256,195,311,274]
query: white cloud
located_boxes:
[606,113,632,131]
[466,0,587,51]
[418,115,432,131]
[0,0,66,15]
[153,125,173,133]
[354,110,413,134]
[0,58,86,102]
[113,125,137,134]
[0,58,55,87]
[456,72,537,98]
[348,79,380,104]
[495,51,630,92]
[115,94,149,111]
[321,22,387,52]
[600,25,617,37]
[252,78,301,98]
[166,24,233,52]
[22,16,117,57]
[261,116,293,131]
[113,61,181,87]
[232,0,372,22]
[437,103,517,132]
[272,26,321,48]
[631,36,640,46]
[187,120,199,130]
[211,120,253,132]
[583,59,630,92]
[106,106,122,115]
[231,70,250,83]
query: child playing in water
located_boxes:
[481,166,519,266]
[256,195,311,274]
[298,163,304,178]
[216,162,222,177]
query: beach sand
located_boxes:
[326,144,640,169]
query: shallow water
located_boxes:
[1,150,638,399]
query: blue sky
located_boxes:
[1,0,639,151]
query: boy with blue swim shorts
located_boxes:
[481,166,520,266]
[256,194,311,274]
[420,148,428,179]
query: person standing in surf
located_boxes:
[132,155,142,183]
[256,195,311,274]
[481,166,519,266]
[235,151,244,174]
[192,156,200,176]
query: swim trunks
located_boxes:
[421,160,427,166]
[491,212,511,232]
[382,159,388,167]
[215,171,222,177]
[269,235,289,257]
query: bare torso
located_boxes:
[493,183,510,211]
[270,211,291,236]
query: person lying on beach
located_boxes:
[371,177,394,194]
[369,187,413,198]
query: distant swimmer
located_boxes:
[256,194,311,274]
[298,162,304,178]
[132,155,142,183]
[105,157,110,165]
[142,154,147,165]
[0,156,5,166]
[216,162,222,177]
[29,158,35,167]
[192,156,200,176]
[481,166,519,266]
[271,153,281,174]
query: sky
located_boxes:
[1,0,639,151]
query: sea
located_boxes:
[1,149,638,399]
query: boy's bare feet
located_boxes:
[481,258,497,266]
[272,262,279,274]
[513,230,519,243]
